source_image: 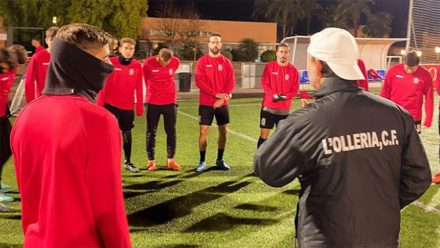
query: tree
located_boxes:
[362,12,393,38]
[299,0,323,35]
[332,0,374,37]
[252,0,304,38]
[231,38,259,62]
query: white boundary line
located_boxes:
[412,201,440,215]
[178,103,261,109]
[177,110,258,143]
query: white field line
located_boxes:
[412,201,440,215]
[177,110,258,143]
[178,103,261,109]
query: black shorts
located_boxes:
[104,104,134,131]
[260,109,288,129]
[199,105,229,126]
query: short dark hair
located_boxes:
[209,33,221,41]
[46,26,59,40]
[404,50,420,67]
[312,57,336,78]
[119,38,136,47]
[55,23,111,52]
[158,48,173,61]
[276,43,289,51]
[0,48,16,70]
[8,44,28,65]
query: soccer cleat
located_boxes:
[215,159,230,171]
[432,172,440,184]
[195,161,207,172]
[0,183,11,193]
[124,162,140,173]
[167,159,181,171]
[0,192,13,202]
[147,160,157,171]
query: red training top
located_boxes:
[25,49,50,103]
[357,59,369,91]
[261,61,299,110]
[11,95,132,248]
[380,63,433,127]
[97,57,143,116]
[0,70,15,117]
[195,54,235,106]
[143,56,180,105]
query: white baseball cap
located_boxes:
[307,27,365,81]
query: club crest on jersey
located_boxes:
[413,77,419,84]
[218,64,223,71]
[129,69,134,75]
[169,69,173,75]
[285,74,290,80]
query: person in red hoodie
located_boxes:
[11,23,131,247]
[432,66,440,184]
[25,26,59,103]
[258,43,299,148]
[380,50,433,133]
[31,37,44,55]
[195,33,235,172]
[357,59,369,91]
[97,38,143,173]
[143,48,181,171]
[0,45,27,203]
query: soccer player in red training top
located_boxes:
[357,59,369,91]
[97,38,144,173]
[31,37,44,55]
[143,48,181,171]
[25,27,59,103]
[380,50,433,133]
[195,33,235,172]
[432,65,440,184]
[11,23,132,247]
[0,45,27,203]
[258,43,299,148]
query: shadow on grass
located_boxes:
[0,214,21,220]
[234,203,278,212]
[155,245,200,248]
[127,178,251,227]
[184,213,278,232]
[0,243,21,248]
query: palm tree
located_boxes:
[253,0,304,38]
[362,12,393,38]
[334,0,374,37]
[299,0,323,35]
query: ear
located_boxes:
[315,59,323,73]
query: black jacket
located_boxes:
[254,77,432,248]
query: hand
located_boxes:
[213,98,224,109]
[301,99,309,107]
[215,93,231,100]
[273,94,286,102]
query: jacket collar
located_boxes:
[314,77,361,99]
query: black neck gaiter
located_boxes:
[43,38,114,102]
[118,54,133,66]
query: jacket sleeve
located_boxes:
[261,64,274,97]
[25,56,37,103]
[85,116,132,248]
[135,64,144,116]
[254,115,305,187]
[422,74,433,127]
[399,114,432,209]
[223,59,235,94]
[380,71,392,99]
[195,59,217,96]
[286,67,300,99]
[0,75,12,117]
[436,66,440,95]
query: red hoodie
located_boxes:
[97,57,143,115]
[195,54,235,106]
[11,95,131,248]
[0,71,15,117]
[143,56,180,105]
[25,49,50,103]
[261,61,299,110]
[356,59,369,91]
[380,63,433,127]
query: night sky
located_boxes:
[148,0,410,39]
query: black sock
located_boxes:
[122,131,132,164]
[217,149,224,161]
[200,151,206,162]
[257,137,267,148]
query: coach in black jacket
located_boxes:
[254,27,432,248]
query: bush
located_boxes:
[178,40,203,61]
[221,50,233,61]
[260,50,276,62]
[236,38,259,62]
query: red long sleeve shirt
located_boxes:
[356,59,369,91]
[97,57,143,116]
[11,95,132,248]
[261,61,299,110]
[380,63,433,127]
[25,49,50,103]
[195,54,235,106]
[0,71,15,117]
[143,56,180,105]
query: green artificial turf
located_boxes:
[0,97,439,247]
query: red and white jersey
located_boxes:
[25,49,50,103]
[11,95,132,247]
[97,57,143,116]
[195,54,235,106]
[380,63,433,127]
[0,70,15,117]
[143,56,180,105]
[261,61,299,110]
